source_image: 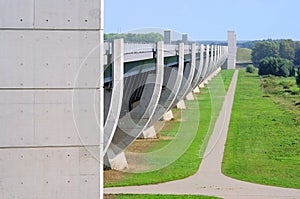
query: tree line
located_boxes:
[251,40,300,82]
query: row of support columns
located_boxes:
[104,40,228,170]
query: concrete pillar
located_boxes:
[222,46,229,65]
[203,45,212,84]
[182,34,188,44]
[184,43,196,101]
[187,43,204,95]
[164,43,185,112]
[162,110,174,121]
[185,92,195,100]
[0,1,103,198]
[227,31,237,69]
[176,100,186,109]
[140,126,157,139]
[173,43,196,107]
[105,151,128,171]
[199,83,205,88]
[104,39,124,153]
[199,45,210,85]
[219,46,223,67]
[106,41,164,170]
[142,43,187,131]
[207,45,216,80]
[164,30,171,44]
[193,86,201,93]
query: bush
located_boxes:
[279,80,294,89]
[258,57,294,77]
[246,64,255,73]
[296,69,300,87]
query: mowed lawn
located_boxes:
[222,70,300,189]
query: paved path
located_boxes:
[105,70,300,199]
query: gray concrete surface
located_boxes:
[104,70,300,199]
[0,1,103,198]
[227,31,237,69]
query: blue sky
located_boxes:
[104,0,300,41]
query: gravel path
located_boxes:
[104,70,300,199]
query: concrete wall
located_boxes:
[0,1,102,198]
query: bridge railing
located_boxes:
[105,42,202,64]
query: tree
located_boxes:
[279,39,295,63]
[296,68,300,87]
[259,57,294,77]
[294,41,300,66]
[251,41,280,67]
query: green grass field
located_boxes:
[104,194,221,199]
[220,70,235,91]
[105,70,235,187]
[222,70,300,189]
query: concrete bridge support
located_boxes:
[227,31,237,69]
[104,39,124,153]
[103,42,228,171]
[162,44,185,120]
[190,44,204,94]
[198,45,211,88]
[0,1,103,198]
[162,110,175,121]
[105,41,164,170]
[183,43,196,101]
[174,43,196,107]
[142,54,189,136]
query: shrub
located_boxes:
[296,69,300,87]
[259,57,294,77]
[246,64,255,73]
[279,80,294,89]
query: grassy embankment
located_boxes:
[104,70,235,187]
[222,70,300,189]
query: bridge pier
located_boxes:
[104,39,124,154]
[185,92,195,100]
[105,151,128,171]
[198,45,210,86]
[193,86,201,93]
[162,110,174,121]
[176,100,187,109]
[140,126,157,139]
[105,41,164,169]
[191,44,205,90]
[172,43,196,107]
